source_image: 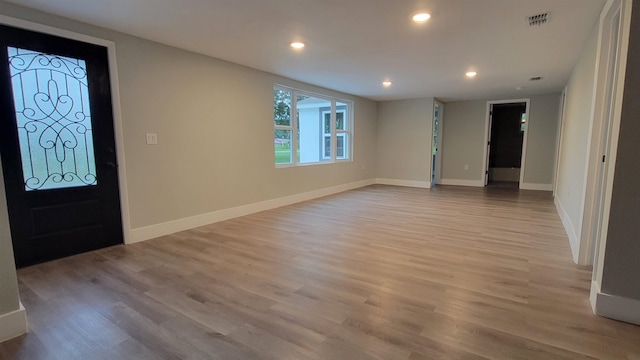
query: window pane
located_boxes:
[274,89,291,126]
[336,101,348,130]
[297,95,331,163]
[337,133,349,160]
[274,129,292,164]
[323,135,332,159]
[323,112,331,134]
[8,47,97,191]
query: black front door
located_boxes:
[0,25,123,267]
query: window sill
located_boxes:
[275,159,352,169]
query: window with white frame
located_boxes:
[274,85,352,166]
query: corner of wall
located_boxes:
[0,301,27,343]
[591,280,640,325]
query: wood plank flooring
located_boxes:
[1,185,640,359]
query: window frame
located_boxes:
[274,84,353,168]
[321,109,332,160]
[334,105,349,160]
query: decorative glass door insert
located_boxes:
[7,47,97,191]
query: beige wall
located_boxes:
[601,0,640,300]
[524,94,561,185]
[0,3,378,231]
[440,100,486,181]
[376,98,434,182]
[117,39,378,228]
[0,163,20,316]
[554,23,600,256]
[441,94,560,185]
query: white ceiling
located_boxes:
[5,0,607,101]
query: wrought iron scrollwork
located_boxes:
[7,47,97,191]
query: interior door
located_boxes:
[0,25,123,267]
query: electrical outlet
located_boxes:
[146,133,158,145]
[464,164,469,170]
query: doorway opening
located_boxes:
[484,100,529,188]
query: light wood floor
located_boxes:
[1,185,640,359]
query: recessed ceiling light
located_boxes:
[412,13,431,22]
[382,81,392,87]
[290,42,305,49]
[466,71,477,78]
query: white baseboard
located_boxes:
[0,302,27,343]
[591,280,640,325]
[520,182,553,191]
[590,280,599,313]
[555,196,579,264]
[129,179,375,243]
[439,179,485,187]
[375,178,431,188]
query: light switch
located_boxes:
[146,133,158,145]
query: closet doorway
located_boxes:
[483,100,530,188]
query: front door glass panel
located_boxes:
[7,47,97,191]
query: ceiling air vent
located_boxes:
[530,76,543,81]
[527,12,550,26]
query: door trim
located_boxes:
[482,98,531,187]
[0,15,131,244]
[586,0,631,271]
